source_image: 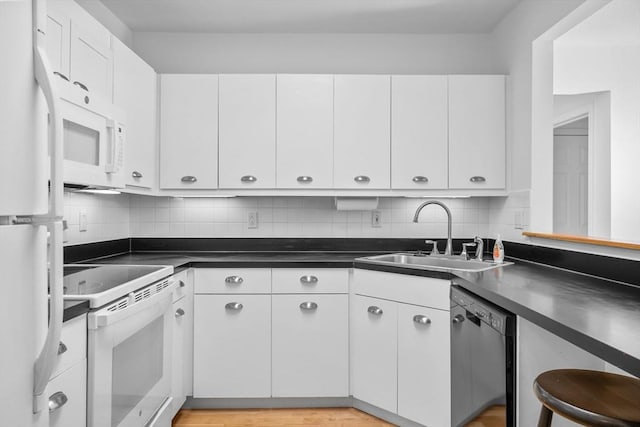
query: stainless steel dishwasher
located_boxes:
[450,285,516,427]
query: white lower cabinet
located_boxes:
[194,294,272,398]
[47,360,87,427]
[272,294,349,397]
[170,270,193,417]
[352,269,451,426]
[351,295,398,414]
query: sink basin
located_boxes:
[357,252,512,273]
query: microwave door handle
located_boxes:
[32,3,65,413]
[105,118,116,174]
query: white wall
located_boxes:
[133,33,498,74]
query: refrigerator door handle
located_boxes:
[32,0,65,413]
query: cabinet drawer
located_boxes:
[272,268,348,294]
[352,269,450,310]
[194,268,271,294]
[48,361,87,427]
[51,315,86,379]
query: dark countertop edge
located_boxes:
[63,300,90,322]
[354,262,640,378]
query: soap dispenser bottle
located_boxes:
[493,234,505,263]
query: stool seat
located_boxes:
[534,369,640,427]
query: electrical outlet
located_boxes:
[514,211,524,230]
[79,210,88,232]
[371,210,382,228]
[247,211,258,229]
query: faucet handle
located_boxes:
[461,242,477,260]
[424,240,440,256]
[473,236,484,261]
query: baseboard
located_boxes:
[183,396,352,409]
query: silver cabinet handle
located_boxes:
[367,306,383,316]
[299,275,318,285]
[354,175,371,184]
[181,175,197,183]
[179,280,186,288]
[413,315,431,325]
[225,276,243,285]
[297,176,313,183]
[412,176,429,183]
[299,302,318,311]
[241,175,257,183]
[48,391,68,413]
[131,171,143,178]
[73,81,88,91]
[175,308,185,318]
[225,302,243,311]
[53,71,69,81]
[57,341,67,356]
[452,314,465,324]
[470,176,486,183]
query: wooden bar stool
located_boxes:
[533,369,640,427]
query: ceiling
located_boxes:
[97,0,522,34]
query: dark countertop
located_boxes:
[79,250,640,377]
[63,299,89,322]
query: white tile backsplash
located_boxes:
[63,191,130,246]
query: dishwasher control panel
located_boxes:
[450,285,510,335]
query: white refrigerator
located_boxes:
[0,1,65,426]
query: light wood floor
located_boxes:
[465,405,506,427]
[172,408,395,427]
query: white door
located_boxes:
[272,294,349,397]
[351,295,398,413]
[219,74,276,189]
[160,74,219,189]
[448,75,506,189]
[45,5,70,80]
[397,303,451,427]
[193,294,271,398]
[554,133,589,235]
[113,38,157,189]
[334,75,391,189]
[391,75,448,189]
[69,20,113,100]
[276,74,333,189]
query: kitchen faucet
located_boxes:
[412,200,453,256]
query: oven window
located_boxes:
[111,316,164,427]
[63,119,100,165]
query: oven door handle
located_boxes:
[89,282,176,330]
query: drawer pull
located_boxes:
[175,308,185,318]
[73,81,88,92]
[225,302,243,311]
[131,171,143,179]
[299,275,318,285]
[367,306,383,316]
[412,176,429,183]
[299,302,318,311]
[297,176,313,183]
[179,280,186,288]
[57,341,67,356]
[53,71,69,82]
[241,175,257,183]
[181,175,197,183]
[225,276,243,285]
[469,176,486,183]
[48,391,68,413]
[413,315,431,325]
[354,175,371,184]
[452,314,465,324]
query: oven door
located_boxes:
[88,286,173,427]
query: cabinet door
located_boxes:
[448,75,505,189]
[219,74,276,189]
[351,295,397,413]
[160,74,219,189]
[398,304,451,427]
[193,294,271,398]
[46,5,70,79]
[276,75,333,188]
[171,297,188,416]
[391,75,448,189]
[69,20,113,100]
[334,75,390,189]
[48,361,87,427]
[272,294,349,397]
[113,38,157,189]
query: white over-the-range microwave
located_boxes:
[55,78,126,189]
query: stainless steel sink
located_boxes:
[357,252,512,273]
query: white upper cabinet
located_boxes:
[448,75,506,189]
[276,75,333,189]
[391,75,448,189]
[334,75,391,189]
[219,74,276,189]
[160,74,219,189]
[47,0,113,100]
[112,38,157,190]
